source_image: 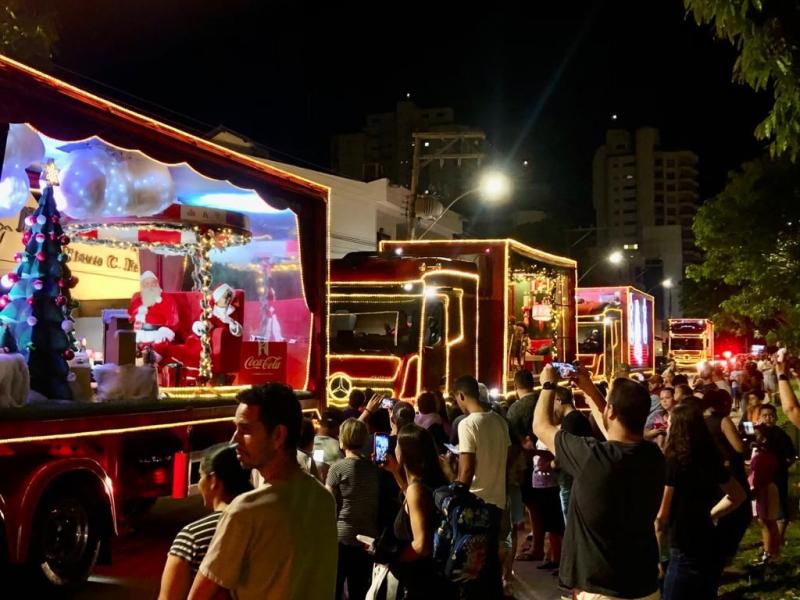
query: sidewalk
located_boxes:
[511,559,564,600]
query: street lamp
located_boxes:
[417,170,510,239]
[577,250,625,284]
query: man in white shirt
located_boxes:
[453,375,511,598]
[189,384,338,600]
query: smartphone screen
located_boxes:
[374,433,390,464]
[380,397,395,410]
[551,362,576,378]
[742,421,755,436]
[312,449,325,463]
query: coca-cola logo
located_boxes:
[244,355,283,370]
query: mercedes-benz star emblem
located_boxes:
[328,373,352,401]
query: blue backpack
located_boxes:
[433,482,493,583]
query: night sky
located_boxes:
[48,0,769,225]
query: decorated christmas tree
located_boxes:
[0,169,78,399]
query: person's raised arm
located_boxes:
[359,393,383,424]
[532,364,559,452]
[775,357,800,429]
[573,366,608,439]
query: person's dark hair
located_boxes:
[397,423,448,489]
[416,391,437,415]
[348,389,366,409]
[758,403,777,417]
[675,384,694,401]
[367,407,391,434]
[595,380,609,397]
[705,388,733,417]
[452,375,480,400]
[201,443,254,499]
[664,404,722,470]
[681,395,706,414]
[392,401,416,429]
[672,374,689,386]
[238,383,301,451]
[555,385,574,406]
[514,369,535,391]
[747,389,765,401]
[608,378,651,433]
[298,418,316,450]
[320,408,343,436]
[660,386,675,397]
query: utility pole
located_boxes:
[406,131,486,239]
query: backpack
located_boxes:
[432,482,493,583]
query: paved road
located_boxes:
[23,494,562,599]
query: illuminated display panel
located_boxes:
[577,286,654,375]
[0,128,314,391]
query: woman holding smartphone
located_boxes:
[382,424,453,599]
[326,418,381,600]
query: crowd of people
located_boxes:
[154,350,799,600]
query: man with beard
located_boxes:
[533,365,665,600]
[128,271,180,356]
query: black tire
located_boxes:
[29,487,102,589]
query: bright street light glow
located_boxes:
[479,171,511,201]
[611,114,618,120]
[608,250,624,265]
[394,247,403,256]
[403,283,413,291]
[662,277,673,288]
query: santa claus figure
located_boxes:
[192,283,243,338]
[128,271,179,345]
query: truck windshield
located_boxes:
[670,322,705,335]
[670,338,704,351]
[330,297,421,356]
[578,323,604,354]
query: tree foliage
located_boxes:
[684,0,800,160]
[0,1,57,65]
[687,155,800,347]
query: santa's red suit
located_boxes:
[170,284,242,373]
[128,272,180,350]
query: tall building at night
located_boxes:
[331,99,486,202]
[589,127,700,319]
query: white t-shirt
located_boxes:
[458,410,511,508]
[200,469,338,600]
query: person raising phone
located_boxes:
[326,418,381,600]
[775,351,800,429]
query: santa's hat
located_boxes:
[212,283,234,304]
[140,271,158,283]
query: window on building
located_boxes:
[666,184,676,191]
[667,171,675,179]
[667,208,677,216]
[656,216,664,226]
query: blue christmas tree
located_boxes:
[0,181,78,399]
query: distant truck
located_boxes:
[379,239,577,395]
[668,318,714,371]
[576,286,655,381]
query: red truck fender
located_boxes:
[8,457,117,564]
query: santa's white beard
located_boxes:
[141,287,162,307]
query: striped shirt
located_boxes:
[325,456,380,546]
[168,511,223,573]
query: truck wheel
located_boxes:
[30,489,102,588]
